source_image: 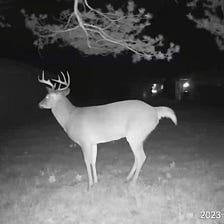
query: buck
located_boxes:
[38,71,177,188]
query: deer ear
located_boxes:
[63,88,70,96]
[46,87,52,93]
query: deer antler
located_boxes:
[38,71,70,91]
[52,71,70,91]
[38,70,56,89]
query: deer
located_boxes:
[38,71,177,189]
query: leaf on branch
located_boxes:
[187,0,224,50]
[0,15,11,28]
[22,0,179,62]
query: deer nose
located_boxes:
[38,102,44,109]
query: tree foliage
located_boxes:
[0,0,12,28]
[22,0,179,62]
[187,0,224,50]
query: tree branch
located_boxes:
[22,0,179,62]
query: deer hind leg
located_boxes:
[126,138,146,184]
[126,157,137,181]
[91,144,98,184]
[131,144,146,184]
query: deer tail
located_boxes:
[156,107,177,125]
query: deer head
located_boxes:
[38,71,70,109]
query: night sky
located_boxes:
[1,0,223,74]
[0,0,223,108]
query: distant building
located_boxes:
[174,69,224,103]
[128,68,224,105]
[128,77,166,101]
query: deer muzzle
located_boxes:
[38,101,45,109]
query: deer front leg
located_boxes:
[91,144,98,184]
[82,148,94,189]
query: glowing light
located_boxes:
[183,82,190,88]
[151,83,157,94]
[152,89,158,94]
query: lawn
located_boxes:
[0,105,224,224]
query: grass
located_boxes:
[1,107,224,224]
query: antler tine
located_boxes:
[66,71,70,87]
[51,71,70,91]
[38,70,56,89]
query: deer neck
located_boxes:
[51,96,75,132]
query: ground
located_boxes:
[0,102,224,224]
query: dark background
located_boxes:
[0,0,224,128]
[1,0,223,74]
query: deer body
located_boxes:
[66,100,159,144]
[38,71,177,188]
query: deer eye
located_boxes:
[46,95,49,99]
